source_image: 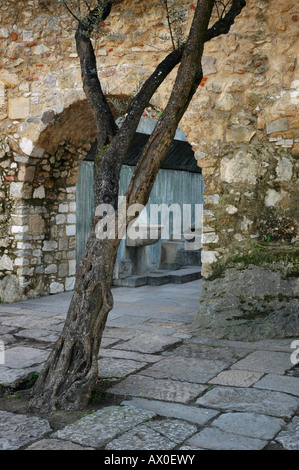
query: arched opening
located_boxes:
[76,117,204,287]
[8,97,203,300]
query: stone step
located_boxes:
[113,275,148,288]
[147,272,170,286]
[113,266,201,287]
[168,266,202,284]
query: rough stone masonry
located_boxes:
[0,0,298,339]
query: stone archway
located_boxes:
[0,95,205,301]
[0,99,98,302]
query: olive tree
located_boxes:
[29,0,246,412]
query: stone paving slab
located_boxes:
[53,405,155,448]
[102,328,141,341]
[100,336,123,349]
[0,325,18,334]
[230,350,293,374]
[106,418,198,450]
[196,386,299,418]
[254,374,299,397]
[0,334,16,345]
[162,341,248,364]
[0,284,298,451]
[113,333,182,354]
[275,417,299,450]
[211,412,285,440]
[105,423,176,450]
[147,418,198,444]
[108,374,206,403]
[0,411,51,450]
[126,323,178,336]
[141,356,228,384]
[99,348,162,364]
[185,427,266,450]
[14,328,60,343]
[0,366,43,388]
[0,315,62,330]
[3,346,49,369]
[209,369,264,387]
[122,398,219,425]
[189,336,294,353]
[106,314,152,328]
[26,439,94,450]
[98,357,147,379]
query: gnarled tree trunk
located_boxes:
[29,232,120,411]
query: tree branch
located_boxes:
[73,1,122,146]
[124,0,246,211]
[110,0,246,158]
[206,0,246,41]
[125,0,215,209]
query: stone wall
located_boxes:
[0,0,298,339]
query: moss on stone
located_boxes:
[229,247,299,276]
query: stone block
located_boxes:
[220,151,258,184]
[0,254,13,271]
[68,259,76,276]
[8,97,30,120]
[49,282,64,294]
[266,117,289,134]
[29,214,45,235]
[58,203,68,213]
[19,137,44,158]
[9,182,23,198]
[66,225,76,236]
[33,186,45,199]
[202,232,219,244]
[44,264,57,274]
[202,55,217,75]
[56,214,66,225]
[17,165,35,182]
[215,93,234,111]
[226,126,256,143]
[58,263,68,278]
[275,156,293,181]
[201,250,218,264]
[65,277,75,291]
[42,241,57,251]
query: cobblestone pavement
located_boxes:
[0,280,298,451]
